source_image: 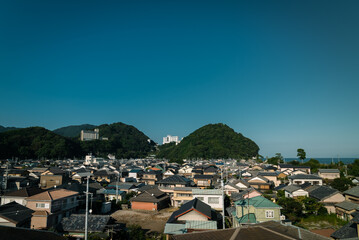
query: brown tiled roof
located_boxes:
[3,187,44,197]
[26,189,78,201]
[130,188,169,203]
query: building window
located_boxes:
[266,210,274,218]
[36,203,49,208]
[208,197,219,204]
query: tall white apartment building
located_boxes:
[81,128,99,141]
[163,135,180,145]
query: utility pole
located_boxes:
[221,168,225,229]
[116,173,119,203]
[85,175,89,240]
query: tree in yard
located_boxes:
[297,148,306,163]
[267,153,284,165]
[330,177,354,192]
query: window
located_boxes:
[36,203,49,208]
[208,197,219,204]
[266,210,274,218]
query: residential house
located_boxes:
[163,170,176,179]
[172,187,194,207]
[193,175,213,188]
[331,214,359,240]
[343,186,359,203]
[283,185,309,198]
[158,175,192,188]
[141,170,162,185]
[247,176,273,190]
[192,189,223,211]
[307,185,345,213]
[128,169,144,180]
[258,171,281,187]
[288,174,323,186]
[335,201,359,221]
[232,195,282,226]
[26,189,79,229]
[93,169,116,183]
[203,166,218,176]
[102,188,126,201]
[40,167,66,189]
[130,188,170,211]
[164,198,218,236]
[318,169,340,180]
[0,202,34,227]
[1,187,44,206]
[230,188,262,202]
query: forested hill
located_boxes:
[80,122,156,159]
[0,122,156,159]
[0,127,82,159]
[157,123,259,161]
[0,125,19,133]
[53,124,96,138]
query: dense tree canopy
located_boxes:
[156,123,259,161]
[0,122,156,159]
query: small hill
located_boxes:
[0,127,82,159]
[53,124,96,138]
[79,122,156,159]
[0,125,19,133]
[157,123,259,161]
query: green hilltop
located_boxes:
[157,123,259,161]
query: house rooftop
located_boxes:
[192,189,222,195]
[288,174,322,180]
[26,189,79,201]
[235,195,282,209]
[344,186,359,198]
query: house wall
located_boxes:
[255,208,281,222]
[323,193,345,204]
[193,195,222,210]
[293,190,309,198]
[0,217,16,227]
[1,196,26,206]
[131,201,157,211]
[26,201,51,213]
[31,215,48,229]
[319,173,340,180]
[177,210,208,221]
[40,175,62,189]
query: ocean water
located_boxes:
[283,158,358,165]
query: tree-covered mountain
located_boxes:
[0,127,82,159]
[0,122,156,159]
[53,124,96,138]
[0,125,19,133]
[157,123,259,161]
[79,122,156,159]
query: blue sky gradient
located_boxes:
[1,0,358,158]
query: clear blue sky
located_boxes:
[1,0,358,158]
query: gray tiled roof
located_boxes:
[331,222,358,239]
[344,186,359,198]
[157,175,191,184]
[283,185,301,193]
[335,201,359,211]
[308,186,339,201]
[61,214,110,232]
[318,169,340,173]
[288,174,322,180]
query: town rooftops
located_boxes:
[288,174,322,180]
[26,189,79,201]
[193,175,213,179]
[157,175,191,184]
[0,225,66,240]
[283,185,301,193]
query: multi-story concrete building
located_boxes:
[80,129,99,141]
[163,135,180,145]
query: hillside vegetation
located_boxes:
[157,123,259,161]
[53,124,96,138]
[0,122,156,159]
